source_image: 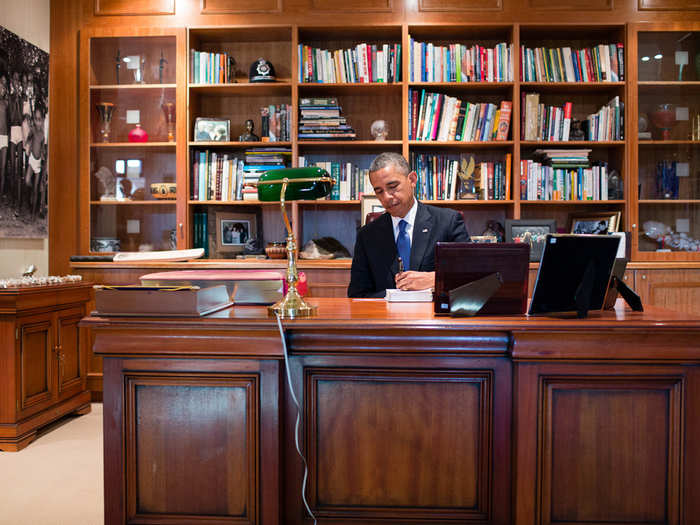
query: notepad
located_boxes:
[385,288,433,302]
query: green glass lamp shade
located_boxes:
[256,167,333,201]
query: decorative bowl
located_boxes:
[150,182,177,199]
[265,242,287,259]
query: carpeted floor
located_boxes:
[0,403,104,525]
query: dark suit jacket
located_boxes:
[347,202,470,298]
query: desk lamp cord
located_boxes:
[275,313,317,525]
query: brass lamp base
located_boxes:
[268,288,317,318]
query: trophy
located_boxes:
[161,102,175,142]
[96,102,115,142]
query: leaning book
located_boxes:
[93,285,233,317]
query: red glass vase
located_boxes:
[128,124,148,143]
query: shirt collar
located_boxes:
[391,199,418,231]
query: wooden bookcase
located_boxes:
[73,21,700,267]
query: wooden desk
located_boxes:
[83,299,700,524]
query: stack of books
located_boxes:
[298,43,401,83]
[520,149,610,201]
[519,43,624,82]
[409,89,512,142]
[298,97,356,140]
[409,39,513,82]
[241,147,291,200]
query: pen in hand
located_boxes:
[397,256,404,274]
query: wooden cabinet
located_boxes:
[633,267,700,314]
[0,283,92,451]
[629,23,700,262]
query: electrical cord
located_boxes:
[275,313,317,525]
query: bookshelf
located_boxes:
[75,22,700,265]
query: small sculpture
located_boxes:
[95,167,117,201]
[249,58,276,83]
[370,120,389,141]
[239,119,260,142]
[457,156,477,199]
[570,119,585,141]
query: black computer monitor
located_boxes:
[528,234,621,317]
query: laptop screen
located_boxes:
[434,242,530,315]
[528,234,620,316]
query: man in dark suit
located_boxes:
[348,153,470,298]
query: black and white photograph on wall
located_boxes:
[0,25,49,238]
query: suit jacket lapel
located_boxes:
[410,202,434,271]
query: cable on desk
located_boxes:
[275,313,317,525]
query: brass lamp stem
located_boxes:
[268,179,317,318]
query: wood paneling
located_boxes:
[310,371,486,515]
[638,0,700,9]
[94,0,176,16]
[311,0,392,11]
[635,268,700,314]
[529,0,612,8]
[418,0,502,11]
[201,0,282,14]
[126,376,257,520]
[541,377,681,523]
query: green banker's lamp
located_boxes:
[254,167,334,318]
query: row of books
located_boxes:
[192,211,209,257]
[191,148,291,201]
[410,153,512,201]
[520,43,624,83]
[298,43,402,84]
[260,104,292,142]
[519,160,611,201]
[299,97,356,139]
[409,40,514,83]
[409,89,512,142]
[521,94,573,141]
[190,50,236,84]
[298,157,371,200]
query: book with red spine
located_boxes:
[496,100,512,141]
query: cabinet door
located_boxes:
[635,268,700,314]
[55,307,86,399]
[16,313,54,418]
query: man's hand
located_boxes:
[395,271,435,291]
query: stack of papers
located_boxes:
[385,288,433,302]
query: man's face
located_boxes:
[370,165,417,218]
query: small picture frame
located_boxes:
[505,219,557,262]
[360,194,385,226]
[194,117,230,142]
[215,211,257,253]
[568,211,621,235]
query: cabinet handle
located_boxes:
[179,223,183,236]
[641,275,647,280]
[632,224,637,229]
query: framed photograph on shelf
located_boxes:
[215,211,257,253]
[360,195,385,226]
[194,117,230,142]
[505,219,557,262]
[569,211,621,235]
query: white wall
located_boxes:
[0,0,50,278]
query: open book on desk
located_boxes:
[385,288,433,302]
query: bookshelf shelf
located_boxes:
[519,141,625,147]
[520,82,624,92]
[91,142,176,148]
[426,199,515,205]
[409,141,513,148]
[299,140,402,147]
[189,200,281,205]
[638,200,700,205]
[520,200,626,205]
[298,83,401,95]
[189,141,293,147]
[639,140,700,145]
[90,201,176,206]
[189,82,293,96]
[90,84,177,90]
